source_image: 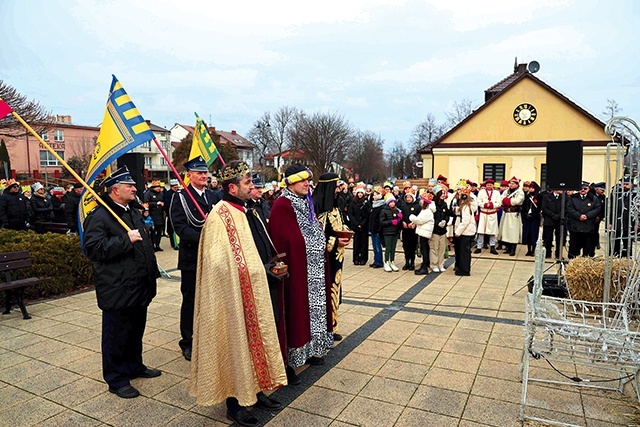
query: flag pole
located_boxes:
[151,138,207,220]
[4,102,131,232]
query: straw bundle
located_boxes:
[564,257,633,303]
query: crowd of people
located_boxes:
[1,163,633,427]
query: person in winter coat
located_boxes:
[368,187,385,268]
[50,187,66,223]
[409,192,434,275]
[521,181,542,256]
[566,182,601,258]
[30,182,53,234]
[82,166,161,399]
[379,195,403,272]
[348,187,370,265]
[0,180,30,230]
[429,186,453,272]
[399,190,420,270]
[143,181,166,251]
[541,189,565,259]
[454,188,477,276]
[142,208,155,232]
[65,183,83,235]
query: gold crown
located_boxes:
[219,162,250,182]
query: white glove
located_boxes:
[438,220,446,228]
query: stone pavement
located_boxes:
[0,240,636,426]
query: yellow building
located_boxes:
[420,63,610,187]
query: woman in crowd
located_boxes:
[379,195,403,272]
[368,187,385,269]
[409,192,434,275]
[399,190,420,270]
[521,181,542,256]
[454,188,476,276]
[348,187,370,265]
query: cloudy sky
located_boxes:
[1,0,638,147]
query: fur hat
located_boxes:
[385,194,396,205]
[31,182,44,192]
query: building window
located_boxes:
[141,141,151,150]
[483,163,505,182]
[540,164,547,190]
[40,150,64,166]
[144,156,152,167]
[54,129,64,142]
[41,132,49,141]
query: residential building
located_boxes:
[128,121,172,182]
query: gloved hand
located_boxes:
[397,212,403,221]
[438,220,446,228]
[391,219,399,226]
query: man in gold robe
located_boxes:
[189,161,287,427]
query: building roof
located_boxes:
[419,63,607,154]
[264,149,306,160]
[172,124,254,150]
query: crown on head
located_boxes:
[219,162,251,182]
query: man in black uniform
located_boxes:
[164,179,180,249]
[144,181,165,251]
[541,189,565,259]
[247,175,270,222]
[566,182,601,258]
[169,157,221,361]
[83,166,161,399]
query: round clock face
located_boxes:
[513,103,537,126]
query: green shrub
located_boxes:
[0,229,94,305]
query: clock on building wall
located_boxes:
[513,103,537,126]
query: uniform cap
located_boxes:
[103,166,136,187]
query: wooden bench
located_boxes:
[0,251,51,319]
[41,222,70,234]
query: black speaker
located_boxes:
[546,140,583,190]
[117,153,146,195]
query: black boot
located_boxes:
[408,259,415,270]
[402,261,410,270]
[414,264,429,275]
[509,244,517,256]
[490,246,499,255]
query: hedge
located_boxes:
[0,229,94,306]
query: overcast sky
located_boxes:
[1,0,638,148]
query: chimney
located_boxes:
[516,63,527,74]
[231,130,237,135]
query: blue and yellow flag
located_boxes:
[78,75,155,238]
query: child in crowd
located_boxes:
[379,195,403,272]
[410,192,434,275]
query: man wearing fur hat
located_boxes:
[499,177,525,256]
[269,165,333,376]
[475,178,502,254]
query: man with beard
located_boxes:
[190,161,286,427]
[170,156,222,361]
[313,172,351,341]
[475,179,502,254]
[347,186,369,265]
[269,165,333,375]
[499,177,525,256]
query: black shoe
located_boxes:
[109,384,140,399]
[455,272,470,276]
[496,244,503,250]
[509,248,517,256]
[414,268,429,275]
[408,260,415,271]
[156,247,163,252]
[255,392,282,411]
[402,263,410,270]
[490,247,499,255]
[286,366,301,386]
[306,356,325,366]
[333,333,343,341]
[473,248,482,254]
[133,368,162,378]
[483,244,488,249]
[371,264,383,269]
[227,408,261,427]
[182,347,192,361]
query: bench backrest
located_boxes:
[0,251,32,273]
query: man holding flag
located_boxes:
[170,114,223,361]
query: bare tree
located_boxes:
[0,80,54,138]
[289,111,352,176]
[602,98,622,120]
[411,112,444,156]
[445,98,477,130]
[346,131,387,183]
[246,112,274,170]
[70,135,97,173]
